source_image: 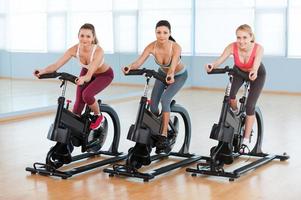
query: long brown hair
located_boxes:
[236,24,255,43]
[78,23,99,45]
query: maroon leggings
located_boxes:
[73,67,114,115]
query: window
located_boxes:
[8,0,47,52]
[195,0,254,55]
[0,0,5,50]
[255,0,287,8]
[0,0,298,56]
[113,0,138,52]
[255,0,287,56]
[70,0,112,12]
[288,0,301,57]
[255,11,286,56]
[141,0,191,9]
[8,0,46,13]
[9,14,47,52]
[47,0,67,12]
[0,17,5,49]
[113,0,138,10]
[0,0,7,13]
[68,12,113,53]
[139,0,192,54]
[114,14,137,52]
[48,14,66,52]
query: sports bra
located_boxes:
[153,41,181,69]
[76,44,104,69]
[233,42,258,69]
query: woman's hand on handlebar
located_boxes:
[33,69,46,78]
[75,75,90,86]
[249,69,258,81]
[166,73,174,84]
[122,66,131,74]
[205,64,214,73]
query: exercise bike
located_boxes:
[26,71,126,179]
[104,68,201,182]
[186,66,289,181]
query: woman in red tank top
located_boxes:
[205,24,266,148]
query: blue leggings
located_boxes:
[150,69,188,115]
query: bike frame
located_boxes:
[47,80,90,151]
[26,72,126,179]
[186,66,289,181]
[104,68,201,182]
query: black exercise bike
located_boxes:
[186,66,289,181]
[26,71,126,179]
[104,68,201,182]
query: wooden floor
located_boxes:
[1,88,301,200]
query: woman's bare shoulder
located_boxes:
[65,44,78,57]
[144,41,156,54]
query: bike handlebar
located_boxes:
[208,66,250,81]
[36,71,78,84]
[125,68,168,85]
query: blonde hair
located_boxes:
[236,24,255,43]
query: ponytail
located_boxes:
[169,35,176,42]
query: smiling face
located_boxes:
[236,29,253,50]
[155,26,171,44]
[78,28,95,47]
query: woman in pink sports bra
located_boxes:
[34,23,114,130]
[205,24,266,148]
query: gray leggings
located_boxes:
[150,69,188,115]
[230,64,266,115]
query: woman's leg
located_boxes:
[229,70,245,112]
[87,100,101,115]
[244,64,266,140]
[160,70,188,137]
[82,68,114,129]
[150,79,165,116]
[244,115,255,139]
[82,68,114,114]
[160,112,170,137]
[73,68,88,115]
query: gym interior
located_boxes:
[0,0,300,199]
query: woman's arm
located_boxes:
[122,42,153,73]
[166,42,182,84]
[252,44,264,71]
[169,42,181,74]
[205,43,232,72]
[35,45,76,76]
[249,44,264,80]
[211,43,232,68]
[129,43,153,69]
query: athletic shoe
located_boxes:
[90,114,104,130]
